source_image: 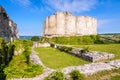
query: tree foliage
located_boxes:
[31,36,40,41]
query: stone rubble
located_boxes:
[77,62,113,75]
[62,62,114,76]
[30,47,45,67]
[55,45,115,62]
[33,42,50,48]
[82,51,114,62]
[107,60,120,68]
[71,48,115,62]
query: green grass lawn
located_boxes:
[35,47,89,69]
[73,44,120,59]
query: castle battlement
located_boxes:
[43,12,97,37]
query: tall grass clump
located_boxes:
[44,71,64,80]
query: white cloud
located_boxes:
[43,0,97,13]
[10,0,31,6]
[10,0,98,13]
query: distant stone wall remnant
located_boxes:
[43,12,97,37]
[0,6,19,41]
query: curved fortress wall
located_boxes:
[0,6,19,41]
[43,12,97,37]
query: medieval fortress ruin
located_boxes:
[0,6,19,41]
[43,12,97,37]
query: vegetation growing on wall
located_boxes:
[4,40,43,79]
[0,37,15,80]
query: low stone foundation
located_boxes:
[33,42,50,48]
[62,59,120,76]
[107,60,120,68]
[54,44,114,62]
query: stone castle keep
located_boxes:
[43,12,97,37]
[0,6,19,41]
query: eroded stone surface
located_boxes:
[43,12,97,37]
[107,60,120,68]
[30,47,45,67]
[33,42,50,48]
[0,6,19,41]
[62,62,114,76]
[71,48,114,62]
[77,62,113,75]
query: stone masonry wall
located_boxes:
[0,6,19,41]
[43,12,97,37]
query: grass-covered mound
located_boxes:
[35,47,89,69]
[40,35,104,45]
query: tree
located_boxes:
[31,36,40,41]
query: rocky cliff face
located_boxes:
[43,12,97,37]
[0,6,19,41]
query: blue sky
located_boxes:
[0,0,120,36]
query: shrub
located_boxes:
[58,46,72,53]
[44,71,64,80]
[24,46,31,65]
[94,35,105,44]
[50,43,55,48]
[80,47,89,53]
[31,36,40,41]
[0,64,6,80]
[70,70,84,80]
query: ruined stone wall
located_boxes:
[0,6,19,41]
[56,12,65,35]
[43,12,97,37]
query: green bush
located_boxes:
[0,64,6,80]
[80,47,89,53]
[50,43,55,48]
[31,36,40,41]
[70,70,84,80]
[44,71,64,80]
[24,46,31,65]
[58,46,72,53]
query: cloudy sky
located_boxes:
[0,0,120,36]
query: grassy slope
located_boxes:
[86,69,120,80]
[73,44,120,59]
[4,52,43,78]
[35,47,89,69]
